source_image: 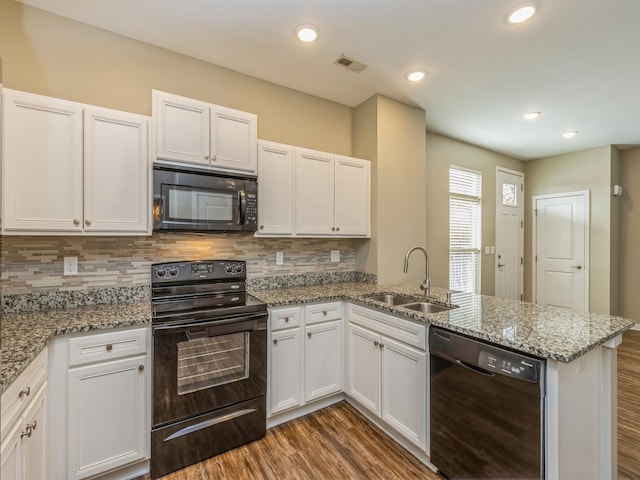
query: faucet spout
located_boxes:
[403,246,431,296]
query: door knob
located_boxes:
[498,263,506,268]
[571,265,583,270]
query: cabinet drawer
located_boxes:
[1,347,48,434]
[68,327,148,367]
[348,304,426,350]
[270,306,302,331]
[305,301,342,325]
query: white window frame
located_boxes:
[449,165,482,294]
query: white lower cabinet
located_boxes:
[68,355,147,479]
[305,320,343,402]
[1,349,48,480]
[346,304,427,450]
[270,327,302,414]
[48,326,150,480]
[268,302,343,417]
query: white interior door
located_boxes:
[495,168,524,300]
[533,191,589,311]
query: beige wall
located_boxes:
[354,96,427,285]
[524,145,615,314]
[425,132,523,295]
[0,0,352,155]
[621,148,640,322]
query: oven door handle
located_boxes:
[153,313,267,332]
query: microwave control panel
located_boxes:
[246,193,257,226]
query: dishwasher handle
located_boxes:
[456,359,495,377]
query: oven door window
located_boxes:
[177,332,249,395]
[164,184,238,225]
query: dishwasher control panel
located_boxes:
[479,348,540,382]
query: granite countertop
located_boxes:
[2,281,635,394]
[1,301,151,394]
[251,282,636,364]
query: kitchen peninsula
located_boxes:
[1,281,634,480]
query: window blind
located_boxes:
[449,166,482,293]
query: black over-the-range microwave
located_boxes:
[152,164,258,233]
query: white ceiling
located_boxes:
[16,0,640,160]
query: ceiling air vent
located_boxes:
[333,54,368,73]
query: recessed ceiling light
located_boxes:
[507,4,537,24]
[407,71,426,82]
[562,131,578,139]
[523,111,541,120]
[295,25,318,43]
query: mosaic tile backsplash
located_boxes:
[1,233,363,297]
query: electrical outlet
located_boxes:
[276,251,284,266]
[330,250,340,263]
[64,256,78,276]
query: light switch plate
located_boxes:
[276,251,284,266]
[331,250,340,263]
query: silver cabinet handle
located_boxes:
[373,340,379,346]
[27,420,37,431]
[211,155,217,161]
[260,225,264,230]
[307,332,312,338]
[571,265,583,270]
[19,387,31,398]
[273,339,278,345]
[379,343,384,349]
[336,227,340,232]
[73,219,80,225]
[106,344,113,352]
[322,311,327,316]
[20,428,32,439]
[331,227,335,231]
[284,317,289,322]
[85,219,91,226]
[204,155,209,160]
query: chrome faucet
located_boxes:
[403,246,431,296]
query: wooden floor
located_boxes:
[618,329,640,480]
[143,330,640,480]
[147,401,441,480]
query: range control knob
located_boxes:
[236,264,244,273]
[225,264,233,274]
[168,267,179,277]
[155,268,167,278]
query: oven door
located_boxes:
[153,166,251,232]
[152,313,267,427]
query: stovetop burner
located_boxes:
[151,260,267,324]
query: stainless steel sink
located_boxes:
[403,302,456,314]
[367,294,416,306]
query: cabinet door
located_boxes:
[68,355,147,480]
[153,90,210,165]
[84,107,149,233]
[211,106,257,173]
[295,149,334,235]
[269,328,302,415]
[334,156,371,237]
[305,320,343,402]
[381,337,426,449]
[2,90,83,232]
[346,323,381,416]
[22,385,47,480]
[257,142,294,235]
[0,419,22,480]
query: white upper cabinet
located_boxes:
[292,147,371,237]
[2,90,84,232]
[295,148,335,235]
[153,90,257,174]
[334,155,371,236]
[153,92,210,165]
[257,141,294,235]
[2,89,150,235]
[84,106,149,233]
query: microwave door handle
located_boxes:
[238,190,246,225]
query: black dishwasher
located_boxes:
[429,327,545,480]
